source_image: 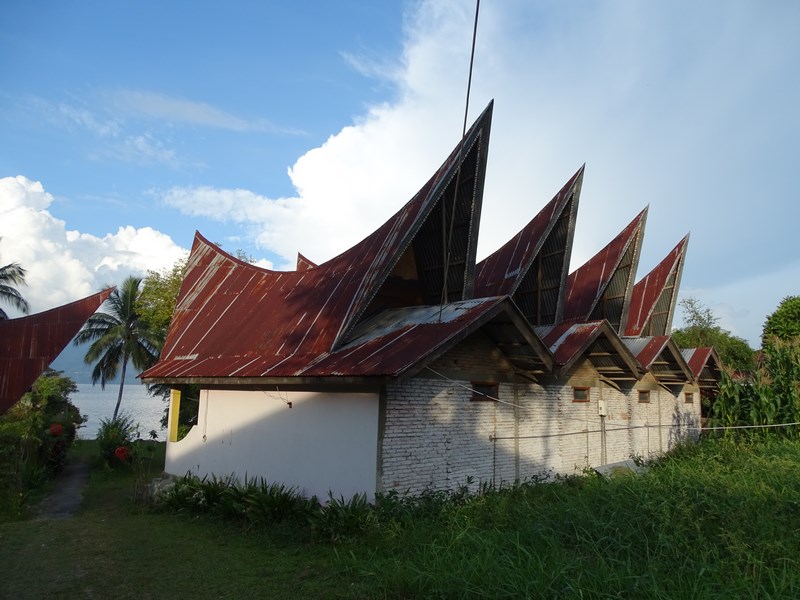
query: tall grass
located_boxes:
[155,438,800,597]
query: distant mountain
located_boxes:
[51,342,141,385]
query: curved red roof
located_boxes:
[0,288,113,414]
[625,235,689,336]
[562,208,647,332]
[143,103,498,382]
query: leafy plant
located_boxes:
[710,338,800,439]
[96,414,138,467]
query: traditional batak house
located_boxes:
[142,103,720,499]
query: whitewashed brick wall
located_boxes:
[378,333,702,493]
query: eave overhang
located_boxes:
[536,320,644,382]
[622,335,694,386]
[681,347,723,391]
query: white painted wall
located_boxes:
[166,388,380,501]
[381,371,703,493]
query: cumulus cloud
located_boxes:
[0,176,186,317]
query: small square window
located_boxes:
[572,387,590,403]
[471,382,498,402]
[638,390,651,403]
[684,392,694,404]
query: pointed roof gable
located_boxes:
[681,347,723,393]
[296,252,317,271]
[562,208,647,333]
[0,288,113,414]
[331,101,493,345]
[622,335,694,386]
[142,103,495,383]
[625,235,689,337]
[475,165,582,326]
[536,320,643,382]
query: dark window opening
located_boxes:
[471,382,498,402]
[638,390,651,403]
[573,387,590,403]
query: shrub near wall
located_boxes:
[0,369,84,520]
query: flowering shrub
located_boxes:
[96,414,137,467]
[49,423,64,437]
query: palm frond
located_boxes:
[0,262,30,315]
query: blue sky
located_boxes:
[1,0,799,348]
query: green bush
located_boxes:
[0,369,84,520]
[96,414,138,467]
[155,473,318,531]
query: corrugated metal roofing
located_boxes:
[625,235,689,336]
[296,253,317,271]
[0,288,113,414]
[306,297,553,378]
[142,103,495,383]
[474,165,582,326]
[140,99,719,392]
[536,321,643,381]
[562,208,647,332]
[681,347,722,390]
[622,335,694,385]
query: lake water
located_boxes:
[71,383,166,440]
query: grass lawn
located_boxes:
[2,436,800,598]
[0,440,353,599]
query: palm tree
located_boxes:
[74,276,161,420]
[0,261,30,320]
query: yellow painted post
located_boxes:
[168,388,181,442]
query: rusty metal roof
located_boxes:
[562,208,647,333]
[300,297,552,379]
[296,253,317,271]
[142,103,495,384]
[625,235,689,337]
[536,320,643,382]
[0,288,113,414]
[681,347,723,391]
[475,165,582,326]
[622,335,694,385]
[140,100,714,390]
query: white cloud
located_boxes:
[0,176,186,317]
[110,134,179,168]
[107,89,305,135]
[55,102,121,138]
[157,0,800,346]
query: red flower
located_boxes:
[114,446,132,462]
[49,423,64,437]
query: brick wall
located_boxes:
[378,332,702,493]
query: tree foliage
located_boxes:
[762,295,800,346]
[136,256,187,341]
[74,276,161,420]
[671,298,755,372]
[134,256,200,432]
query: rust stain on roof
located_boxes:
[622,335,694,384]
[141,101,718,391]
[536,320,643,381]
[625,235,689,336]
[0,288,113,414]
[143,103,496,383]
[475,165,582,326]
[562,208,647,332]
